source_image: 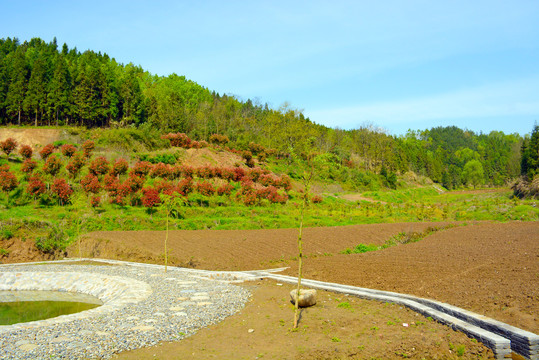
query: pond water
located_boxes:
[0,290,102,326]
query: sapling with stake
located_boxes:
[160,194,184,273]
[293,165,313,329]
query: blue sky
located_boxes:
[1,0,538,136]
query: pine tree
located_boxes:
[24,55,48,126]
[5,45,28,125]
[48,54,72,125]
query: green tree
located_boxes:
[48,54,72,126]
[521,124,539,178]
[462,160,484,189]
[24,55,48,126]
[5,45,28,125]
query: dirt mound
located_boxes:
[0,237,59,264]
[0,128,63,149]
[181,147,245,168]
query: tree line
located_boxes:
[0,37,527,188]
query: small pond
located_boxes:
[0,290,102,326]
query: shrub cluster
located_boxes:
[0,138,17,156]
[1,136,298,209]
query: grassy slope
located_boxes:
[0,127,537,254]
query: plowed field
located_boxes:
[76,221,539,334]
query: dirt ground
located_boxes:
[115,280,496,360]
[67,221,539,334]
[3,221,537,359]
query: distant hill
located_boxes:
[0,37,527,187]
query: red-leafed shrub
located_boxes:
[180,165,194,178]
[103,173,120,194]
[196,165,214,179]
[0,138,17,156]
[154,179,175,195]
[209,134,229,146]
[199,140,209,148]
[162,133,191,148]
[248,142,265,155]
[217,183,234,196]
[26,176,45,198]
[167,165,182,180]
[243,192,257,206]
[258,174,275,186]
[246,167,264,182]
[312,195,323,203]
[240,179,255,195]
[66,153,85,178]
[177,178,193,196]
[39,144,55,160]
[60,144,77,158]
[257,185,288,204]
[276,174,292,191]
[233,167,246,182]
[116,182,133,198]
[43,155,62,176]
[0,170,18,194]
[196,181,215,196]
[110,194,125,206]
[111,158,129,177]
[19,145,33,159]
[142,187,161,208]
[190,140,201,149]
[89,156,109,176]
[132,161,152,177]
[242,150,253,161]
[82,140,95,158]
[91,196,101,207]
[81,174,101,194]
[124,173,144,193]
[51,178,73,205]
[0,164,8,172]
[21,159,37,174]
[150,162,170,178]
[220,167,236,181]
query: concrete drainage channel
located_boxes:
[2,258,537,360]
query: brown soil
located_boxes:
[0,128,63,149]
[4,221,537,358]
[69,221,539,334]
[115,280,495,360]
[74,222,456,271]
[181,147,245,168]
[0,237,59,263]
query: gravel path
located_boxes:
[0,263,251,359]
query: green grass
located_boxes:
[1,186,537,253]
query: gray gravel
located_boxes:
[0,263,251,359]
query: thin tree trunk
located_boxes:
[165,211,169,273]
[294,171,312,329]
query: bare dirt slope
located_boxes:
[74,221,539,333]
[0,128,63,149]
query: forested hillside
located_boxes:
[0,37,527,188]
